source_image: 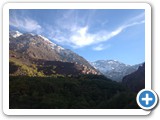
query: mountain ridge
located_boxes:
[122,63,145,92]
[9,30,141,109]
[9,31,100,76]
[91,60,142,82]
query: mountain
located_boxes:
[9,31,100,76]
[90,60,141,82]
[122,63,145,93]
[9,31,139,109]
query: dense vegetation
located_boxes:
[9,75,139,109]
[9,31,143,109]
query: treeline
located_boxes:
[9,75,139,109]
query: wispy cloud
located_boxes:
[10,12,42,33]
[47,11,145,49]
[93,44,110,51]
[50,21,144,48]
[9,10,144,49]
[126,12,145,24]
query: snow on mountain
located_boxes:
[9,31,70,59]
[9,30,100,76]
[36,35,65,53]
[38,35,53,44]
[90,60,141,82]
[9,31,23,38]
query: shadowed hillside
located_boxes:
[122,63,145,93]
[9,75,139,109]
[9,31,142,109]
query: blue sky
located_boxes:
[9,9,145,65]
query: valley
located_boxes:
[9,31,144,109]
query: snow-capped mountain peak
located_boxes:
[9,31,100,76]
[90,60,141,82]
[9,31,23,38]
[38,35,53,44]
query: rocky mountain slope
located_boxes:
[91,60,141,82]
[122,63,145,92]
[9,31,100,76]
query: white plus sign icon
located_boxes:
[142,93,153,105]
[137,89,158,110]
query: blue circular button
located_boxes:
[136,89,158,110]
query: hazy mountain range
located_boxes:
[91,60,142,82]
[9,30,144,84]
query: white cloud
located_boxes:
[10,15,42,33]
[126,12,145,24]
[9,10,144,49]
[70,26,95,48]
[93,44,110,51]
[56,20,144,48]
[46,11,145,49]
